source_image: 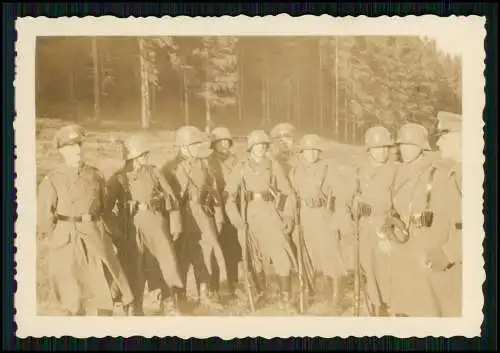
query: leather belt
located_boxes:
[248,191,274,202]
[56,214,98,223]
[136,203,150,212]
[300,197,327,209]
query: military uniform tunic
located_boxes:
[428,161,463,317]
[390,154,452,316]
[37,163,133,314]
[289,157,350,280]
[207,152,241,287]
[225,156,297,276]
[173,157,228,288]
[352,161,398,309]
[105,164,184,312]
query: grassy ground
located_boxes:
[36,118,372,317]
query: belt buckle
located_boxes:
[81,214,92,222]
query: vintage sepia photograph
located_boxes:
[15,15,485,338]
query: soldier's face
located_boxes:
[437,132,461,162]
[214,139,231,154]
[59,143,82,167]
[277,137,294,152]
[399,144,422,163]
[302,149,319,163]
[251,143,268,158]
[369,146,389,164]
[182,143,202,159]
[136,152,149,165]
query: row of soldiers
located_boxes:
[37,112,462,317]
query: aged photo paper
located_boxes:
[15,15,485,338]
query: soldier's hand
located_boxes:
[171,231,181,241]
[234,220,247,231]
[425,248,452,272]
[216,221,224,234]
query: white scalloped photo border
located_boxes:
[14,14,486,339]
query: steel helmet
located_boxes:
[396,123,431,150]
[175,125,205,147]
[247,130,271,152]
[123,134,150,160]
[211,126,233,146]
[365,126,394,149]
[299,134,324,152]
[270,122,295,139]
[54,124,86,149]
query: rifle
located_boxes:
[294,198,306,314]
[352,167,363,317]
[239,171,255,312]
[353,203,362,317]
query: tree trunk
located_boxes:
[335,37,339,139]
[69,62,76,119]
[266,67,271,125]
[261,60,266,126]
[204,53,211,134]
[318,38,324,129]
[91,37,100,121]
[352,100,356,144]
[237,56,243,122]
[287,76,292,122]
[151,83,156,123]
[183,72,190,125]
[138,37,150,129]
[344,81,348,142]
[296,70,301,129]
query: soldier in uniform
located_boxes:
[288,134,352,312]
[389,122,452,317]
[270,122,298,176]
[105,134,184,316]
[37,124,134,316]
[172,125,227,308]
[225,130,297,310]
[350,126,398,316]
[429,111,463,316]
[206,127,243,298]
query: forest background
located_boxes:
[35,35,461,147]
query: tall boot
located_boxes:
[228,262,246,300]
[278,275,295,313]
[199,282,223,310]
[159,288,181,316]
[330,276,345,315]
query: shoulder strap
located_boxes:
[449,169,462,198]
[320,163,328,193]
[424,165,438,210]
[355,166,362,196]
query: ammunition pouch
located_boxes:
[327,195,336,213]
[150,196,166,214]
[275,193,287,212]
[409,209,434,229]
[353,201,372,220]
[187,189,216,217]
[302,197,327,209]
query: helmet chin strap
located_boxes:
[403,149,423,164]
